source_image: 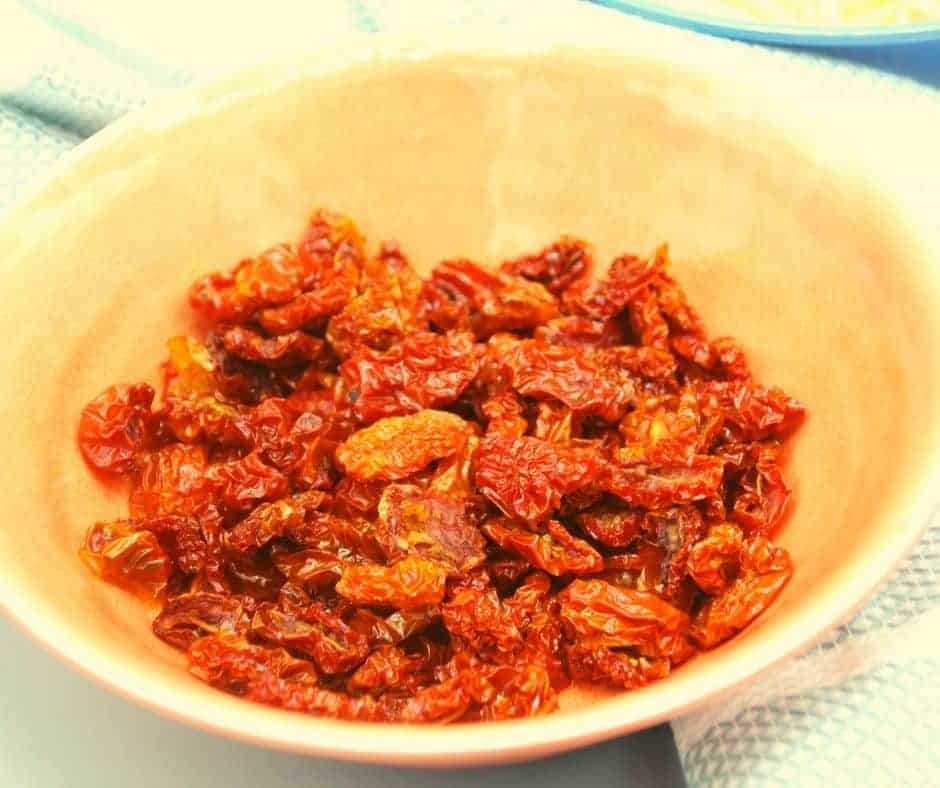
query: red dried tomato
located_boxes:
[78,210,803,724]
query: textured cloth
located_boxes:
[2,2,939,786]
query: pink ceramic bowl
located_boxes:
[1,14,940,767]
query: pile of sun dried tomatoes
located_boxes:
[77,210,803,723]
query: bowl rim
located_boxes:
[2,13,940,767]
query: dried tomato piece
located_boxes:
[442,585,523,660]
[565,643,669,689]
[188,265,255,324]
[153,592,252,650]
[188,634,319,694]
[482,519,603,576]
[138,514,207,575]
[78,383,155,474]
[563,247,666,320]
[335,410,474,482]
[605,455,724,509]
[271,548,347,590]
[559,578,689,658]
[600,541,667,592]
[534,315,626,349]
[347,645,430,696]
[500,237,592,295]
[326,247,423,357]
[730,443,793,534]
[687,523,744,595]
[129,444,211,518]
[474,435,601,524]
[698,380,805,441]
[340,331,480,422]
[646,506,707,602]
[347,607,440,647]
[480,390,528,438]
[232,244,305,308]
[428,259,559,338]
[205,451,288,513]
[375,484,486,572]
[602,346,678,386]
[576,506,644,548]
[222,327,323,368]
[80,520,171,598]
[499,338,630,422]
[690,535,792,648]
[225,491,328,552]
[336,556,448,610]
[250,601,370,674]
[474,663,558,721]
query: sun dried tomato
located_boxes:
[428,259,559,338]
[687,523,744,595]
[375,484,486,572]
[564,246,666,320]
[500,237,592,295]
[129,444,211,518]
[340,331,480,422]
[347,645,430,696]
[475,435,601,524]
[565,643,670,689]
[250,600,370,674]
[534,315,627,349]
[78,383,156,473]
[80,211,806,723]
[80,520,172,598]
[153,592,252,650]
[605,455,724,509]
[188,634,319,693]
[335,410,473,482]
[559,579,689,658]
[442,585,523,660]
[498,338,631,422]
[690,535,792,648]
[482,519,603,576]
[576,505,644,548]
[225,490,328,553]
[222,326,323,368]
[336,556,448,610]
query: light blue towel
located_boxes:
[2,2,939,785]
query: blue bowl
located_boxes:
[590,0,940,45]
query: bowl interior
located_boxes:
[1,36,939,765]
